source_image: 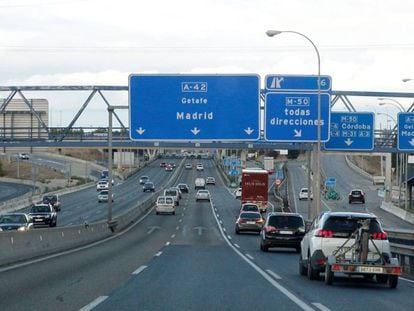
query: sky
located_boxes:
[0,0,413,127]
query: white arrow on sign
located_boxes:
[136,127,146,135]
[409,139,414,146]
[344,138,354,146]
[191,127,200,135]
[244,127,254,135]
[294,129,302,137]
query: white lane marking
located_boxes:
[216,214,220,218]
[401,277,414,284]
[155,251,162,257]
[219,220,223,224]
[165,241,170,246]
[179,219,182,223]
[79,296,108,311]
[209,201,314,311]
[176,226,180,230]
[171,234,176,238]
[245,253,254,260]
[234,244,240,248]
[312,303,331,311]
[223,228,226,232]
[266,269,282,280]
[214,208,217,212]
[132,265,147,275]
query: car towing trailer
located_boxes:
[324,219,401,288]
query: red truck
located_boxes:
[241,168,269,213]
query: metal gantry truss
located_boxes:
[1,85,414,151]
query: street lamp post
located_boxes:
[266,29,322,219]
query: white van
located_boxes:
[156,196,175,215]
[164,188,180,206]
[195,178,206,190]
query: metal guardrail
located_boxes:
[386,229,414,274]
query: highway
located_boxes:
[0,157,414,310]
[0,181,32,203]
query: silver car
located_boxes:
[235,212,264,234]
[195,189,210,201]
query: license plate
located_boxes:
[247,221,255,225]
[358,266,383,273]
[280,230,293,234]
[34,219,43,222]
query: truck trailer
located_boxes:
[241,168,269,213]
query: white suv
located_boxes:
[299,212,391,280]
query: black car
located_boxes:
[349,189,365,204]
[143,182,155,192]
[176,183,189,193]
[29,204,57,227]
[260,213,305,252]
[0,213,33,231]
[42,194,61,211]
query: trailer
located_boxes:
[241,168,268,213]
[324,219,401,288]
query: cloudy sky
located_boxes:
[0,0,413,127]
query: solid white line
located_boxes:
[223,228,226,232]
[234,244,240,248]
[79,296,108,311]
[171,234,176,238]
[155,251,162,257]
[219,220,223,224]
[132,265,147,275]
[245,254,254,260]
[179,219,182,223]
[165,241,170,246]
[400,277,414,284]
[176,226,180,230]
[312,302,331,311]
[266,269,282,280]
[209,201,314,311]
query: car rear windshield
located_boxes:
[268,216,304,228]
[351,190,362,195]
[240,212,261,219]
[165,190,177,196]
[31,205,50,213]
[0,215,26,224]
[322,216,381,234]
[43,195,57,202]
[158,197,173,204]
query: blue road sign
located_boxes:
[324,112,374,151]
[398,112,414,151]
[325,177,336,187]
[265,74,332,92]
[264,92,331,142]
[129,74,260,141]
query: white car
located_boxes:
[185,163,192,169]
[299,211,392,281]
[196,189,211,201]
[164,188,180,206]
[234,187,242,199]
[196,163,204,171]
[195,178,206,190]
[155,196,175,215]
[98,190,113,203]
[96,180,109,191]
[299,188,313,200]
[206,177,215,185]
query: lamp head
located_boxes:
[266,30,283,37]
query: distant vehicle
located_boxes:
[160,162,166,167]
[241,168,268,213]
[42,194,61,211]
[195,189,211,202]
[142,182,155,192]
[98,189,114,203]
[235,212,264,234]
[195,178,206,190]
[139,175,149,184]
[177,183,189,193]
[185,163,192,170]
[164,188,179,206]
[240,203,260,213]
[170,186,182,199]
[18,153,30,160]
[349,189,365,204]
[234,187,242,199]
[96,180,109,191]
[260,213,305,252]
[169,162,176,168]
[196,163,204,171]
[0,213,33,231]
[299,188,313,201]
[155,196,175,215]
[263,156,274,174]
[206,177,216,185]
[165,165,173,172]
[101,169,109,179]
[29,203,57,227]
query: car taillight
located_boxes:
[265,226,276,232]
[316,229,333,237]
[256,219,264,224]
[371,232,388,240]
[239,219,246,223]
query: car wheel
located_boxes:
[235,227,240,234]
[260,240,268,252]
[349,200,352,204]
[307,257,318,280]
[172,211,175,215]
[299,252,307,276]
[156,211,159,215]
[324,264,334,285]
[295,246,301,253]
[362,200,365,204]
[388,275,398,289]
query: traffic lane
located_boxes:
[94,245,304,311]
[0,195,189,310]
[212,168,414,311]
[0,182,32,203]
